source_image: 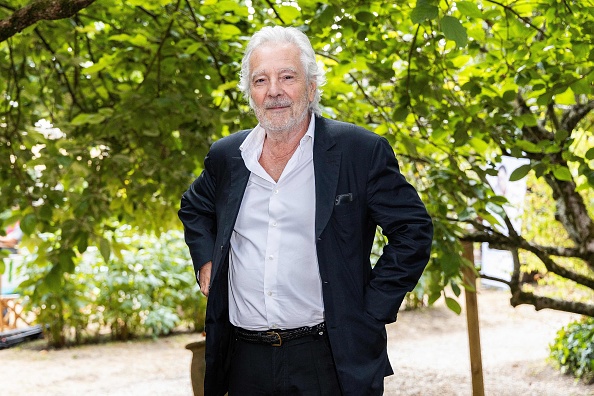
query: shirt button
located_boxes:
[267,291,272,296]
[274,189,279,194]
[271,221,277,227]
[268,255,274,260]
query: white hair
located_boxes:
[238,26,326,116]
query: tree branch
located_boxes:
[479,273,511,287]
[510,290,594,316]
[0,0,97,42]
[462,229,594,288]
[264,0,285,25]
[544,173,594,255]
[34,27,83,111]
[561,99,594,133]
[183,0,239,108]
[458,218,592,260]
[135,18,175,93]
[516,92,594,254]
[486,0,548,37]
[515,93,555,141]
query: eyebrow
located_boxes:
[251,67,298,79]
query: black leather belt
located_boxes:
[234,323,326,347]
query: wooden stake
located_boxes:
[462,241,485,396]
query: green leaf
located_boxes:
[277,6,301,23]
[71,113,106,126]
[502,90,516,102]
[553,166,573,181]
[77,232,89,254]
[20,213,37,235]
[570,79,591,95]
[218,24,242,39]
[516,114,538,127]
[509,164,532,181]
[355,11,375,23]
[185,42,201,55]
[515,139,541,153]
[445,297,462,314]
[451,281,461,297]
[100,237,111,263]
[142,129,161,137]
[84,62,107,74]
[440,253,461,276]
[411,3,439,24]
[392,106,409,122]
[442,16,468,47]
[585,148,594,160]
[109,33,149,47]
[469,137,489,155]
[313,4,337,27]
[45,264,63,291]
[490,195,508,205]
[428,292,441,305]
[554,88,576,105]
[555,129,569,143]
[59,250,75,273]
[456,1,483,19]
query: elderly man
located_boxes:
[179,26,433,396]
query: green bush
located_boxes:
[549,317,594,384]
[18,228,205,347]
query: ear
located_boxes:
[308,82,317,102]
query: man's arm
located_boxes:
[178,153,218,292]
[365,137,434,323]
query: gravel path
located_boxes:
[1,288,592,395]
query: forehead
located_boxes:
[249,42,303,76]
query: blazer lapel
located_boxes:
[314,117,341,238]
[222,155,250,241]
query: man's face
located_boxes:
[249,43,316,133]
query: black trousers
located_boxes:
[228,330,342,396]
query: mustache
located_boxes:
[264,99,292,109]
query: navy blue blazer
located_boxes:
[179,116,433,396]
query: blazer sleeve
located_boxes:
[178,152,217,278]
[364,137,433,323]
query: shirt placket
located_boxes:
[264,183,282,329]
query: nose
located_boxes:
[267,78,283,97]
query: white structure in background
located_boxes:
[480,156,530,288]
[1,254,24,295]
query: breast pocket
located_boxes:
[333,193,356,218]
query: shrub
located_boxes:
[549,317,594,384]
[18,228,205,347]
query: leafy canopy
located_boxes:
[1,0,593,315]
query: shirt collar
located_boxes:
[240,113,315,158]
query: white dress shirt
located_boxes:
[228,115,325,331]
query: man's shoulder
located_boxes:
[316,116,382,147]
[317,116,378,138]
[210,128,252,152]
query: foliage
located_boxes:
[0,0,593,321]
[549,317,594,384]
[18,229,204,347]
[520,173,593,303]
[307,0,594,315]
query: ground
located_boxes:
[1,288,593,396]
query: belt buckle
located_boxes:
[267,331,282,347]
